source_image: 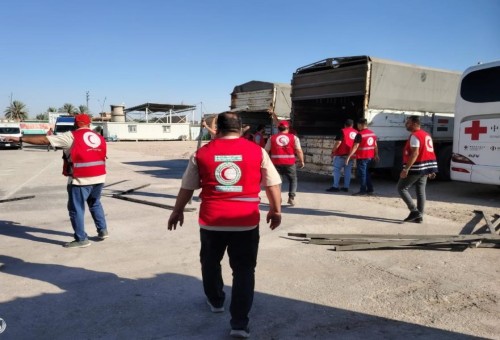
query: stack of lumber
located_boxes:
[288,211,500,251]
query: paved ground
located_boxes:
[0,142,499,339]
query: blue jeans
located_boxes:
[356,158,373,193]
[332,156,353,189]
[397,174,428,213]
[200,227,260,330]
[67,183,108,241]
[274,164,297,198]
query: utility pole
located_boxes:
[86,91,89,113]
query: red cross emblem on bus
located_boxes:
[464,120,487,140]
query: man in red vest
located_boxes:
[398,116,438,223]
[346,118,379,196]
[6,114,108,248]
[326,119,357,192]
[265,120,304,206]
[253,124,267,147]
[168,111,282,338]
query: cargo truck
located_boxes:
[291,56,461,179]
[230,80,291,134]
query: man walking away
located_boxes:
[326,119,357,192]
[6,114,109,248]
[397,116,438,223]
[168,111,282,338]
[265,120,304,206]
[345,118,379,196]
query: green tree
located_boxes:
[47,107,57,112]
[4,100,29,121]
[59,103,77,115]
[36,112,49,120]
[77,105,88,114]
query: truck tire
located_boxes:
[437,145,452,181]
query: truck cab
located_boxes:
[54,115,76,135]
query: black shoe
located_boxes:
[97,229,109,240]
[63,239,91,248]
[326,187,340,192]
[367,191,375,195]
[404,211,422,222]
[340,188,349,192]
[352,192,367,196]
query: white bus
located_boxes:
[450,60,500,185]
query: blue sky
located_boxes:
[1,0,499,119]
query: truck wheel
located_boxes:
[437,145,452,181]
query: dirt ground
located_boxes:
[1,140,499,339]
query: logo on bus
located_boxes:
[464,120,487,140]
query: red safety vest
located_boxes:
[196,138,263,229]
[254,131,266,147]
[269,133,296,165]
[63,129,106,177]
[403,129,438,175]
[333,127,357,156]
[355,129,377,159]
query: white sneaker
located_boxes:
[206,299,224,313]
[230,328,250,338]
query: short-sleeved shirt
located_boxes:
[181,137,282,190]
[409,135,420,148]
[47,131,106,186]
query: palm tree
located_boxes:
[77,105,88,114]
[59,103,77,115]
[47,107,57,112]
[36,112,49,120]
[4,100,29,121]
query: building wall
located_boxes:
[103,122,191,141]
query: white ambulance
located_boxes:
[450,60,500,185]
[0,122,23,149]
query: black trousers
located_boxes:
[200,227,260,329]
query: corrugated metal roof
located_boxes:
[124,102,196,113]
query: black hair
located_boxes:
[357,118,368,125]
[407,115,421,125]
[216,111,242,133]
[345,119,354,127]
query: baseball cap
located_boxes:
[75,114,91,125]
[278,120,290,127]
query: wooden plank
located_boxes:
[0,195,35,203]
[288,233,500,241]
[116,184,151,196]
[112,194,196,212]
[333,237,485,251]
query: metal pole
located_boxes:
[86,91,89,113]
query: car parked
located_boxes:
[0,124,23,149]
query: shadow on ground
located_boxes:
[0,254,475,340]
[123,160,189,179]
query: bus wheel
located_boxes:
[437,145,452,181]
